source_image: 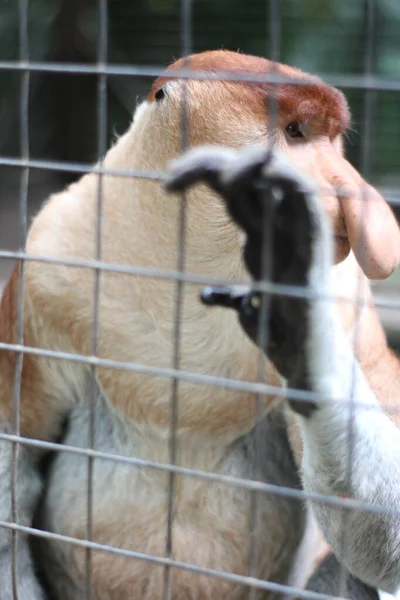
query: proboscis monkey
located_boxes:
[0,50,399,600]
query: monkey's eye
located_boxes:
[285,121,304,139]
[154,87,166,101]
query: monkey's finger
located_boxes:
[223,148,314,200]
[200,285,251,310]
[165,146,238,194]
[218,148,274,234]
[222,149,317,238]
[200,286,263,352]
[220,147,272,190]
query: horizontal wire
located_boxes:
[0,518,357,600]
[0,339,307,400]
[0,155,399,226]
[1,339,400,415]
[0,60,400,92]
[0,155,164,180]
[0,157,399,211]
[1,249,399,312]
[0,430,398,523]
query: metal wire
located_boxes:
[248,3,283,596]
[0,156,398,208]
[10,1,30,598]
[0,516,368,600]
[0,1,399,598]
[0,427,399,519]
[84,2,109,598]
[0,60,400,92]
[2,249,400,313]
[1,249,400,315]
[2,337,400,414]
[337,2,379,597]
[163,3,192,598]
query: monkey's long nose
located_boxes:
[320,148,400,279]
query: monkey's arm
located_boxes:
[291,270,400,596]
[287,267,400,596]
[0,266,72,599]
[167,146,400,595]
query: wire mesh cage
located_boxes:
[0,0,400,599]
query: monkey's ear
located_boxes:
[165,146,238,195]
[339,180,400,280]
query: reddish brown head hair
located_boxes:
[148,50,351,138]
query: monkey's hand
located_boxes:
[166,145,333,417]
[167,145,400,595]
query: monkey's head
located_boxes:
[130,50,400,281]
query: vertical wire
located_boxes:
[248,1,281,596]
[337,1,377,597]
[85,1,108,598]
[162,1,192,598]
[360,0,376,180]
[11,0,30,597]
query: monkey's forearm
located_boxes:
[297,305,400,595]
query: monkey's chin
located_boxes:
[334,236,351,264]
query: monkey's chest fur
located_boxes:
[32,396,309,600]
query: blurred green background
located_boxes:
[1,0,399,178]
[0,0,399,340]
[0,0,398,176]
